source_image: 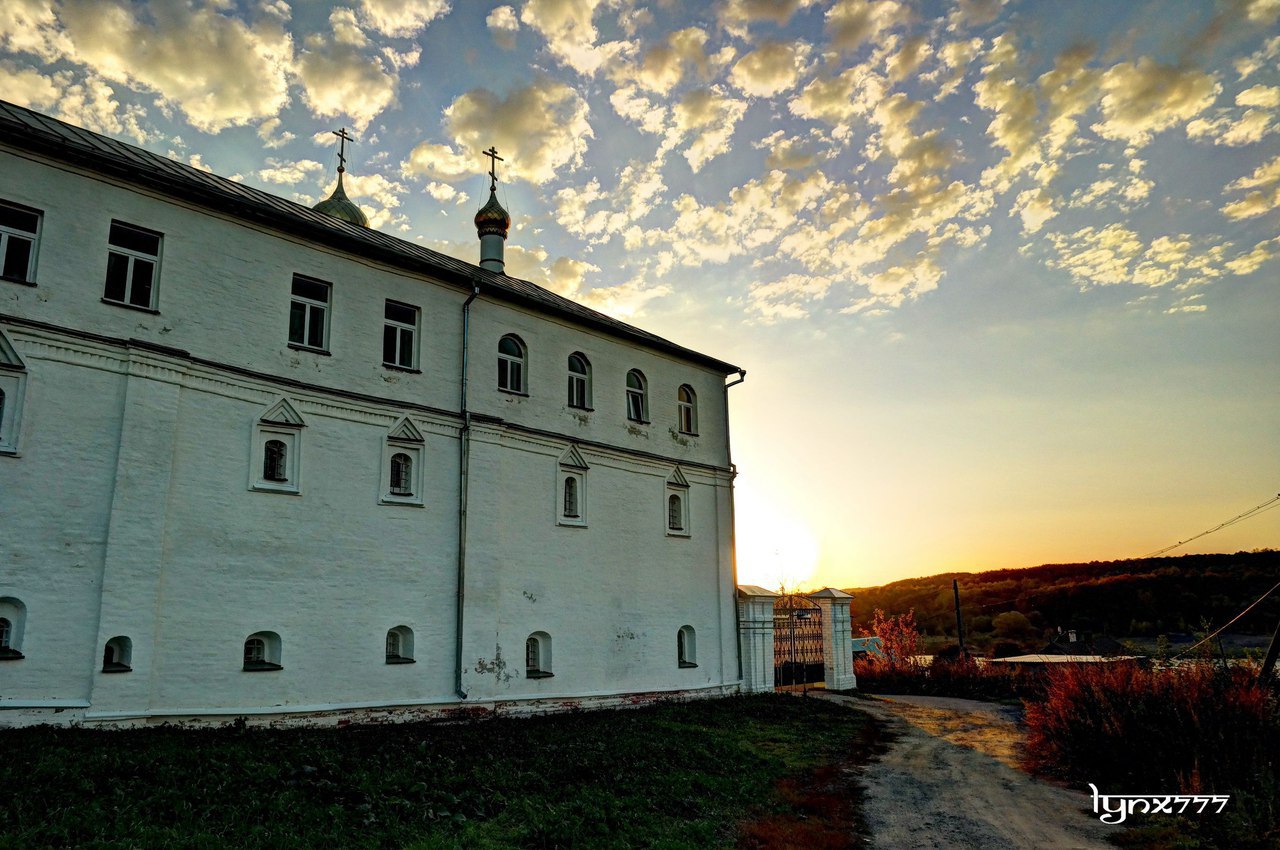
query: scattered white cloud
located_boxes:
[358,0,450,38]
[670,87,748,170]
[445,78,593,184]
[520,0,623,75]
[401,141,476,183]
[825,0,909,54]
[487,5,520,48]
[256,117,295,150]
[1092,58,1220,146]
[258,158,325,184]
[1221,154,1280,219]
[54,0,294,133]
[295,8,401,132]
[729,40,810,98]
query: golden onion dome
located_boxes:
[474,189,511,238]
[313,172,368,227]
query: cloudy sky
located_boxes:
[3,0,1278,588]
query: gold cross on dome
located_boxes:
[483,146,504,191]
[332,127,356,172]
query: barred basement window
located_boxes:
[243,631,282,671]
[103,221,162,310]
[563,476,579,518]
[263,440,288,482]
[0,597,26,660]
[526,631,553,678]
[390,452,413,496]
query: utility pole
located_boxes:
[953,579,968,660]
[1261,617,1280,685]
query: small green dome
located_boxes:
[313,172,368,227]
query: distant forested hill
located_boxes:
[846,551,1280,642]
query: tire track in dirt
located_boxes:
[818,693,1120,850]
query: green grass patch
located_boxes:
[1,694,876,850]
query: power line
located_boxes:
[1173,577,1280,660]
[1143,493,1280,558]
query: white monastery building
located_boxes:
[0,100,778,726]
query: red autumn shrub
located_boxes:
[1023,660,1279,795]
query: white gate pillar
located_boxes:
[808,588,856,690]
[736,585,779,693]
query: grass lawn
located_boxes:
[0,693,880,850]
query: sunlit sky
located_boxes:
[3,0,1278,588]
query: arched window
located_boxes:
[677,385,697,434]
[626,369,648,422]
[102,636,132,673]
[263,439,288,482]
[0,597,25,659]
[390,452,413,496]
[567,353,590,409]
[563,476,579,518]
[677,625,697,667]
[498,335,526,393]
[386,626,415,663]
[668,493,684,531]
[243,631,282,671]
[526,631,553,678]
[0,387,5,439]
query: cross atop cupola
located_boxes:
[333,127,355,173]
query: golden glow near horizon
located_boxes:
[735,478,821,592]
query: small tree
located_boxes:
[862,608,921,669]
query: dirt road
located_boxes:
[817,693,1120,850]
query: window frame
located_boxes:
[498,334,527,394]
[625,369,649,423]
[677,385,698,435]
[251,398,305,495]
[0,199,41,285]
[567,352,591,410]
[678,625,698,668]
[666,468,691,537]
[102,636,133,673]
[0,597,26,660]
[556,446,589,527]
[102,220,162,311]
[525,631,553,679]
[385,625,416,664]
[288,274,332,353]
[243,631,282,671]
[383,299,419,371]
[381,417,426,507]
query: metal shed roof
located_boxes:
[0,99,740,374]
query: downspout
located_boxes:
[455,282,481,699]
[723,369,747,683]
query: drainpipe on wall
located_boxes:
[455,282,481,700]
[723,369,747,683]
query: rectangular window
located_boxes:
[289,275,330,351]
[382,300,418,369]
[103,221,161,309]
[0,201,40,284]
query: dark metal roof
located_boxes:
[0,99,740,374]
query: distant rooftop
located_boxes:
[0,99,739,375]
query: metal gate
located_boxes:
[774,593,824,689]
